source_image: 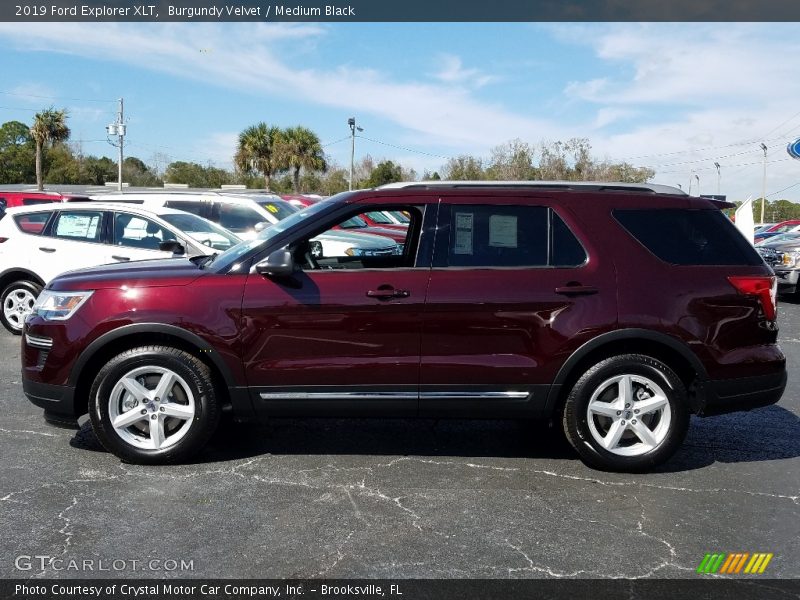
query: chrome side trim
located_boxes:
[420,391,530,400]
[25,334,53,350]
[260,392,418,401]
[259,391,530,401]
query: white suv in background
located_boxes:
[0,203,239,333]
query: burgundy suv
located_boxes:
[22,182,786,471]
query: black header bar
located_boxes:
[4,0,800,22]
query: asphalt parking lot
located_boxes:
[0,303,798,580]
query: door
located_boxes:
[419,199,617,417]
[38,209,109,282]
[240,202,434,417]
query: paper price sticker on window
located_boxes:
[489,214,518,248]
[454,212,473,255]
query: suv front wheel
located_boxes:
[89,346,220,464]
[562,354,690,472]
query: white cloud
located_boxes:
[432,54,495,88]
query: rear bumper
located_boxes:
[22,377,80,428]
[699,370,787,416]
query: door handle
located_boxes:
[38,247,56,253]
[366,287,411,300]
[555,284,598,296]
[111,255,131,261]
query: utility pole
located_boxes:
[760,143,768,225]
[714,162,721,195]
[106,98,126,191]
[348,117,363,191]
[695,174,700,196]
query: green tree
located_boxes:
[123,156,161,187]
[364,160,403,187]
[30,107,70,191]
[44,143,80,184]
[276,126,327,193]
[234,123,282,190]
[442,155,484,180]
[0,120,36,184]
[485,139,537,180]
[165,161,232,188]
[83,156,117,185]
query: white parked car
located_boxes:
[0,203,239,334]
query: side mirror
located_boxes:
[254,221,268,233]
[159,240,185,255]
[255,249,294,278]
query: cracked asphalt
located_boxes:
[1,302,798,580]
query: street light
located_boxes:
[714,162,721,195]
[348,117,363,191]
[695,173,700,196]
[760,143,768,225]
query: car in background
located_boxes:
[0,203,239,334]
[754,219,800,242]
[281,194,323,208]
[0,190,90,211]
[756,231,800,295]
[359,209,410,230]
[92,192,402,260]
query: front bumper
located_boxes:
[775,268,799,294]
[22,377,80,428]
[699,370,787,416]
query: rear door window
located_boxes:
[52,210,104,242]
[440,204,586,268]
[614,209,763,266]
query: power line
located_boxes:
[0,90,116,103]
[322,135,351,148]
[356,134,451,160]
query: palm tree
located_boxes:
[276,126,327,193]
[30,107,70,191]
[234,123,281,190]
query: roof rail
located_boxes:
[376,180,687,196]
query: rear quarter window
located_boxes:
[14,212,52,235]
[614,209,763,266]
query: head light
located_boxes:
[32,290,93,320]
[782,250,800,268]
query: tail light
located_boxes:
[728,276,777,321]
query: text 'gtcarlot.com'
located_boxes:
[14,555,194,572]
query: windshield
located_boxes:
[365,211,393,225]
[389,210,410,224]
[757,232,800,245]
[161,213,241,250]
[340,215,368,228]
[206,200,333,271]
[259,200,298,220]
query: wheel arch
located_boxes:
[70,323,247,419]
[546,329,708,415]
[0,268,45,291]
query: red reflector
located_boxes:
[727,276,777,321]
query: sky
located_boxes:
[0,22,799,203]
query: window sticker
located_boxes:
[454,212,473,254]
[57,214,100,239]
[489,214,518,248]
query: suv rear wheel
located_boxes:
[562,354,689,472]
[89,346,220,464]
[1,279,42,334]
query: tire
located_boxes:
[1,279,42,335]
[89,346,220,464]
[561,354,689,472]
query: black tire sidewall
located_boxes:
[89,347,219,464]
[564,355,689,472]
[0,280,42,335]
